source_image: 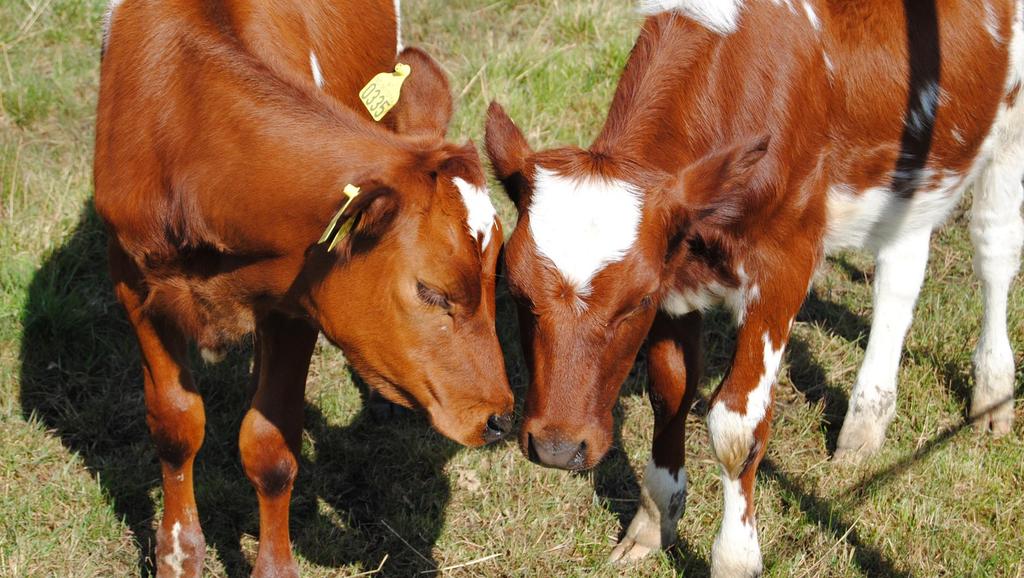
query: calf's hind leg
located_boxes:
[610,311,702,563]
[110,243,206,577]
[240,312,318,578]
[969,147,1024,435]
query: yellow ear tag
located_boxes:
[318,184,361,252]
[359,63,411,122]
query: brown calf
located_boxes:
[95,1,512,576]
[486,1,1023,575]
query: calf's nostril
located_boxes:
[483,413,514,443]
[568,440,587,470]
[487,413,513,434]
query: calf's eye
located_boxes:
[416,281,451,310]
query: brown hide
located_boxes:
[96,1,512,575]
[486,1,1013,466]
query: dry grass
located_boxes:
[1,0,1022,576]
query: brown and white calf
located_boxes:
[486,0,1023,575]
[96,1,512,576]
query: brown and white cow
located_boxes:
[95,1,512,576]
[486,0,1023,575]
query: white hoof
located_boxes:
[972,345,1015,436]
[711,524,762,578]
[712,477,762,578]
[609,507,663,564]
[609,461,687,565]
[834,407,892,463]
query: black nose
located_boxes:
[483,413,514,443]
[527,434,587,470]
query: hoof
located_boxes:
[971,343,1015,436]
[971,405,1014,437]
[252,558,299,578]
[833,419,888,464]
[609,518,663,565]
[608,474,678,566]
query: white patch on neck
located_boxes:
[453,177,497,250]
[770,0,797,13]
[102,0,125,52]
[529,168,643,295]
[200,347,226,364]
[638,0,745,35]
[164,521,187,578]
[309,51,325,88]
[802,1,820,30]
[984,0,1004,45]
[394,0,404,52]
[660,264,759,324]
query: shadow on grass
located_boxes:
[17,202,498,577]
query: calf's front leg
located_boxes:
[111,244,206,577]
[240,312,318,578]
[707,280,803,578]
[610,311,702,563]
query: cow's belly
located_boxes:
[823,96,1024,254]
[822,176,968,254]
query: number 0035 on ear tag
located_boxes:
[359,63,411,122]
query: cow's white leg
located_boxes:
[835,227,932,462]
[969,157,1023,435]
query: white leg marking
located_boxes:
[637,0,745,35]
[452,177,498,250]
[393,0,404,52]
[969,88,1024,434]
[706,333,780,577]
[610,460,688,563]
[711,476,762,578]
[164,521,188,578]
[309,51,325,89]
[708,333,783,451]
[836,227,931,460]
[529,167,643,297]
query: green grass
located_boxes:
[1,0,1023,576]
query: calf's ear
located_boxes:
[484,101,534,213]
[682,135,771,228]
[660,135,771,264]
[388,47,453,139]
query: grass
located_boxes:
[1,0,1022,576]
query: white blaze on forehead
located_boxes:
[638,0,745,35]
[529,167,644,294]
[452,177,497,250]
[309,51,325,88]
